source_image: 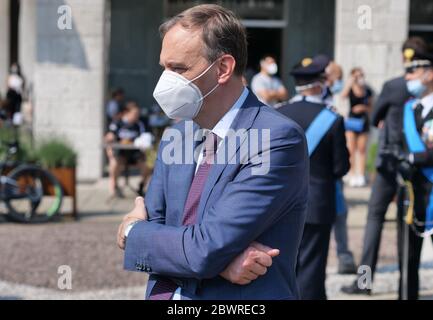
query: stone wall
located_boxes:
[32,0,107,181]
[0,0,9,96]
[334,0,409,114]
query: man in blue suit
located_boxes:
[117,4,308,300]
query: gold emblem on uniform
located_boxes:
[404,48,415,61]
[302,58,313,67]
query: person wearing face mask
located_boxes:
[5,63,25,123]
[313,57,357,275]
[307,55,345,107]
[278,56,350,299]
[105,102,151,199]
[117,4,308,300]
[251,55,288,107]
[341,67,374,188]
[323,60,344,105]
[341,37,426,296]
[394,47,433,300]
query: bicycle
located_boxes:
[0,136,63,223]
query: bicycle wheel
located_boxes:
[4,164,63,223]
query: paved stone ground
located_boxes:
[0,177,432,300]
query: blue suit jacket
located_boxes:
[124,92,309,300]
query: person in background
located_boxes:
[278,56,350,299]
[318,57,357,274]
[106,88,125,124]
[251,55,288,107]
[341,37,424,296]
[105,101,151,199]
[341,67,374,187]
[397,46,433,300]
[6,63,24,122]
[323,61,344,105]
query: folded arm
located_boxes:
[124,126,308,280]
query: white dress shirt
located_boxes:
[421,92,433,119]
[195,87,249,171]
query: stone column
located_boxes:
[33,0,108,181]
[19,0,37,90]
[334,0,409,114]
[0,0,10,96]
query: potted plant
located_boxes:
[35,138,78,218]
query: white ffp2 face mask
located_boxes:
[153,60,220,120]
[266,63,278,75]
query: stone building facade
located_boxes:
[0,0,431,181]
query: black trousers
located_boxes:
[296,223,332,300]
[397,178,433,300]
[359,170,397,276]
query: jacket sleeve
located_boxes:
[331,116,350,178]
[123,137,168,272]
[371,81,391,127]
[144,138,167,225]
[123,125,309,279]
[413,150,433,167]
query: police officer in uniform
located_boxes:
[321,55,358,274]
[396,47,433,300]
[278,56,350,299]
[342,37,427,295]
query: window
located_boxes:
[164,0,285,20]
[409,0,433,44]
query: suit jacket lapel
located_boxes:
[196,92,262,223]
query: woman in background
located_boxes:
[342,67,373,187]
[6,63,25,123]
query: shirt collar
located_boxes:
[421,92,433,118]
[211,87,249,139]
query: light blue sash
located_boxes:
[306,108,338,156]
[305,108,347,215]
[403,99,433,231]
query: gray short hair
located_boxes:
[160,4,248,76]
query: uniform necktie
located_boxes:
[415,103,424,131]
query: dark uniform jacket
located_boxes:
[372,76,411,172]
[403,101,433,222]
[279,99,350,224]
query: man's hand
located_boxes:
[220,242,280,285]
[117,197,148,250]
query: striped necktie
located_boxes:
[149,132,219,300]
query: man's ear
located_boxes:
[217,54,236,85]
